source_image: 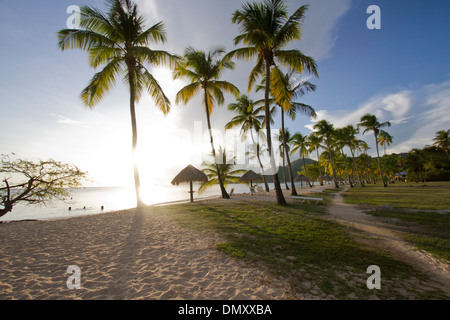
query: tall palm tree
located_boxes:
[345,125,365,187]
[307,132,324,186]
[378,130,394,182]
[228,0,318,205]
[225,95,270,191]
[378,130,394,156]
[246,141,270,190]
[264,71,316,195]
[334,127,354,187]
[313,120,339,188]
[199,148,246,194]
[57,0,180,208]
[174,47,240,199]
[291,132,313,187]
[277,129,292,190]
[358,114,391,187]
[432,129,450,162]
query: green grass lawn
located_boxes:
[342,181,450,210]
[343,182,450,261]
[153,195,448,299]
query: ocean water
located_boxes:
[0,183,252,222]
[0,181,316,222]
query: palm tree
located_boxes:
[378,130,394,182]
[432,129,450,162]
[378,130,394,156]
[265,71,316,195]
[228,0,318,205]
[345,125,365,187]
[57,0,180,208]
[291,132,313,188]
[334,127,354,187]
[307,132,324,186]
[246,141,270,189]
[358,114,391,187]
[225,95,270,191]
[277,129,292,190]
[313,120,339,188]
[199,148,246,194]
[174,47,240,199]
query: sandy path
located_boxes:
[0,207,293,300]
[327,187,450,296]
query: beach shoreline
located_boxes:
[0,186,335,300]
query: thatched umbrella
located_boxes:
[240,170,263,188]
[295,174,310,188]
[171,165,208,203]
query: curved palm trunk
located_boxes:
[341,148,352,187]
[281,110,297,195]
[302,155,312,188]
[265,62,286,205]
[250,130,270,192]
[128,68,144,208]
[281,154,289,190]
[204,89,230,199]
[328,146,338,188]
[316,149,324,186]
[350,148,364,187]
[374,133,387,187]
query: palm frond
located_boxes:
[80,58,123,107]
[276,49,318,77]
[175,82,201,105]
[140,68,171,114]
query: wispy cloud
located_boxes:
[50,114,91,128]
[299,0,352,61]
[306,79,450,155]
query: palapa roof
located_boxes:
[171,165,208,186]
[240,170,263,182]
[294,174,310,182]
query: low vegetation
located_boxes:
[343,182,450,261]
[155,193,447,299]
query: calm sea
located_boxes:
[1,181,316,222]
[0,182,276,222]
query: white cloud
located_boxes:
[306,79,450,156]
[50,114,91,127]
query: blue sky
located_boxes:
[1,0,449,187]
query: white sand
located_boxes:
[0,204,295,300]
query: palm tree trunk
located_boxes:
[264,62,286,205]
[350,148,364,187]
[282,156,289,190]
[374,133,387,187]
[302,155,312,188]
[204,89,229,199]
[316,149,324,186]
[128,67,144,208]
[328,146,338,188]
[341,148,352,187]
[280,110,297,195]
[250,130,270,192]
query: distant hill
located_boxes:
[264,158,316,183]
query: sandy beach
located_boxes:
[0,190,306,300]
[1,184,448,300]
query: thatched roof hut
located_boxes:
[240,170,262,187]
[171,165,208,202]
[294,174,310,182]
